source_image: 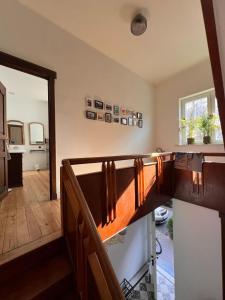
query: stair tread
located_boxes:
[0,252,72,300]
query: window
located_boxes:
[179,88,223,144]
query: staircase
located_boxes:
[0,237,77,300]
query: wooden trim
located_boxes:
[220,212,225,300]
[0,51,56,79]
[0,51,57,199]
[201,0,225,146]
[64,154,150,166]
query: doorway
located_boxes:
[0,52,59,264]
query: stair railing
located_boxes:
[61,155,150,300]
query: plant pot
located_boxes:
[187,137,195,144]
[203,136,211,144]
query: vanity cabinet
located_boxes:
[8,153,23,188]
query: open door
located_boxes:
[0,81,7,200]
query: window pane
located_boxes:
[214,99,223,142]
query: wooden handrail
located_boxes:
[61,159,125,299]
[62,154,150,165]
[152,151,225,158]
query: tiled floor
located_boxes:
[129,274,154,300]
[128,268,175,300]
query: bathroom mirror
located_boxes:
[29,122,45,145]
[8,120,24,145]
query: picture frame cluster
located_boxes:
[85,97,143,128]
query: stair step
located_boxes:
[0,252,72,300]
[0,237,65,285]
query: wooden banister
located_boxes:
[63,154,150,165]
[88,252,113,300]
[61,159,125,300]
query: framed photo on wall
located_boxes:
[94,99,104,109]
[86,110,97,120]
[113,105,120,115]
[105,113,112,123]
[128,117,133,126]
[105,104,112,111]
[121,118,127,125]
[97,113,104,121]
[113,117,119,123]
[136,112,143,119]
[85,97,93,107]
[137,119,143,128]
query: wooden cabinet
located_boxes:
[8,153,23,188]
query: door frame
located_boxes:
[0,81,7,200]
[0,51,57,200]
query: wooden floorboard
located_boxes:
[0,170,61,264]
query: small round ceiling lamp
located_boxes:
[131,13,147,36]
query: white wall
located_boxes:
[7,96,48,171]
[173,200,223,300]
[0,0,155,193]
[105,217,148,283]
[155,59,224,153]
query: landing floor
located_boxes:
[0,170,61,265]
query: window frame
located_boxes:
[179,88,222,145]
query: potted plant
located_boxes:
[167,218,173,240]
[196,114,219,144]
[180,118,196,144]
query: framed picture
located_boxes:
[113,117,119,123]
[136,112,143,119]
[94,99,104,109]
[105,104,112,111]
[121,118,127,125]
[86,110,97,120]
[113,105,120,115]
[97,113,104,121]
[128,117,133,126]
[85,97,92,107]
[137,119,143,128]
[105,113,112,123]
[121,107,127,115]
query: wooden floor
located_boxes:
[0,170,61,264]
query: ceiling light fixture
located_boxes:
[131,13,147,36]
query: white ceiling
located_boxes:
[18,0,209,84]
[0,66,48,102]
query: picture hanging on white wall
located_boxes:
[94,99,104,109]
[113,117,120,123]
[105,104,112,111]
[86,110,97,120]
[85,97,93,107]
[97,113,104,121]
[105,113,112,123]
[137,119,143,128]
[128,117,133,126]
[113,105,120,115]
[121,118,127,125]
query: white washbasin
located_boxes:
[9,149,26,153]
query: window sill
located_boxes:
[176,143,224,146]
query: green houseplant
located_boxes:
[167,218,173,240]
[196,114,219,144]
[180,118,196,144]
